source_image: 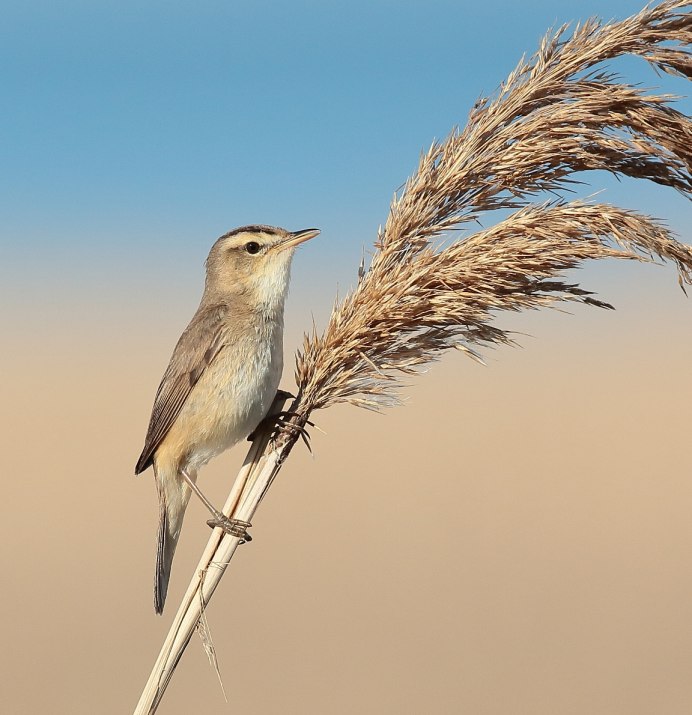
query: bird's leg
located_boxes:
[247,389,295,442]
[180,469,252,543]
[246,388,314,449]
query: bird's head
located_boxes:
[204,225,320,312]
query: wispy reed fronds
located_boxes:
[136,3,692,712]
[295,0,692,417]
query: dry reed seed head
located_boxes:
[294,0,692,415]
[384,1,691,247]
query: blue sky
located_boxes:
[2,0,689,334]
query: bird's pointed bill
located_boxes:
[276,228,320,251]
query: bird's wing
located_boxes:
[135,304,228,474]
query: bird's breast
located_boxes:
[160,321,283,472]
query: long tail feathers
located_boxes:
[154,503,177,615]
[153,466,192,614]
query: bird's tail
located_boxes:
[153,464,193,614]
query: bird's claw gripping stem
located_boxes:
[207,515,253,543]
[248,410,314,452]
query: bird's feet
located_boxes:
[247,389,295,442]
[248,410,314,451]
[207,514,253,543]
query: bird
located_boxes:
[135,224,320,613]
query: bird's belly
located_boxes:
[161,340,282,472]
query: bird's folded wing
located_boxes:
[135,304,228,474]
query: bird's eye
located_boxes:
[245,241,261,255]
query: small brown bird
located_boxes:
[135,225,319,613]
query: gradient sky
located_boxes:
[1,0,690,345]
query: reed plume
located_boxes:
[135,2,692,712]
[294,0,692,418]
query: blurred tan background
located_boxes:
[1,257,691,714]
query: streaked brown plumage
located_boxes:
[136,225,319,613]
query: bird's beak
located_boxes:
[276,228,320,252]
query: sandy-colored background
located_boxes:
[2,257,692,714]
